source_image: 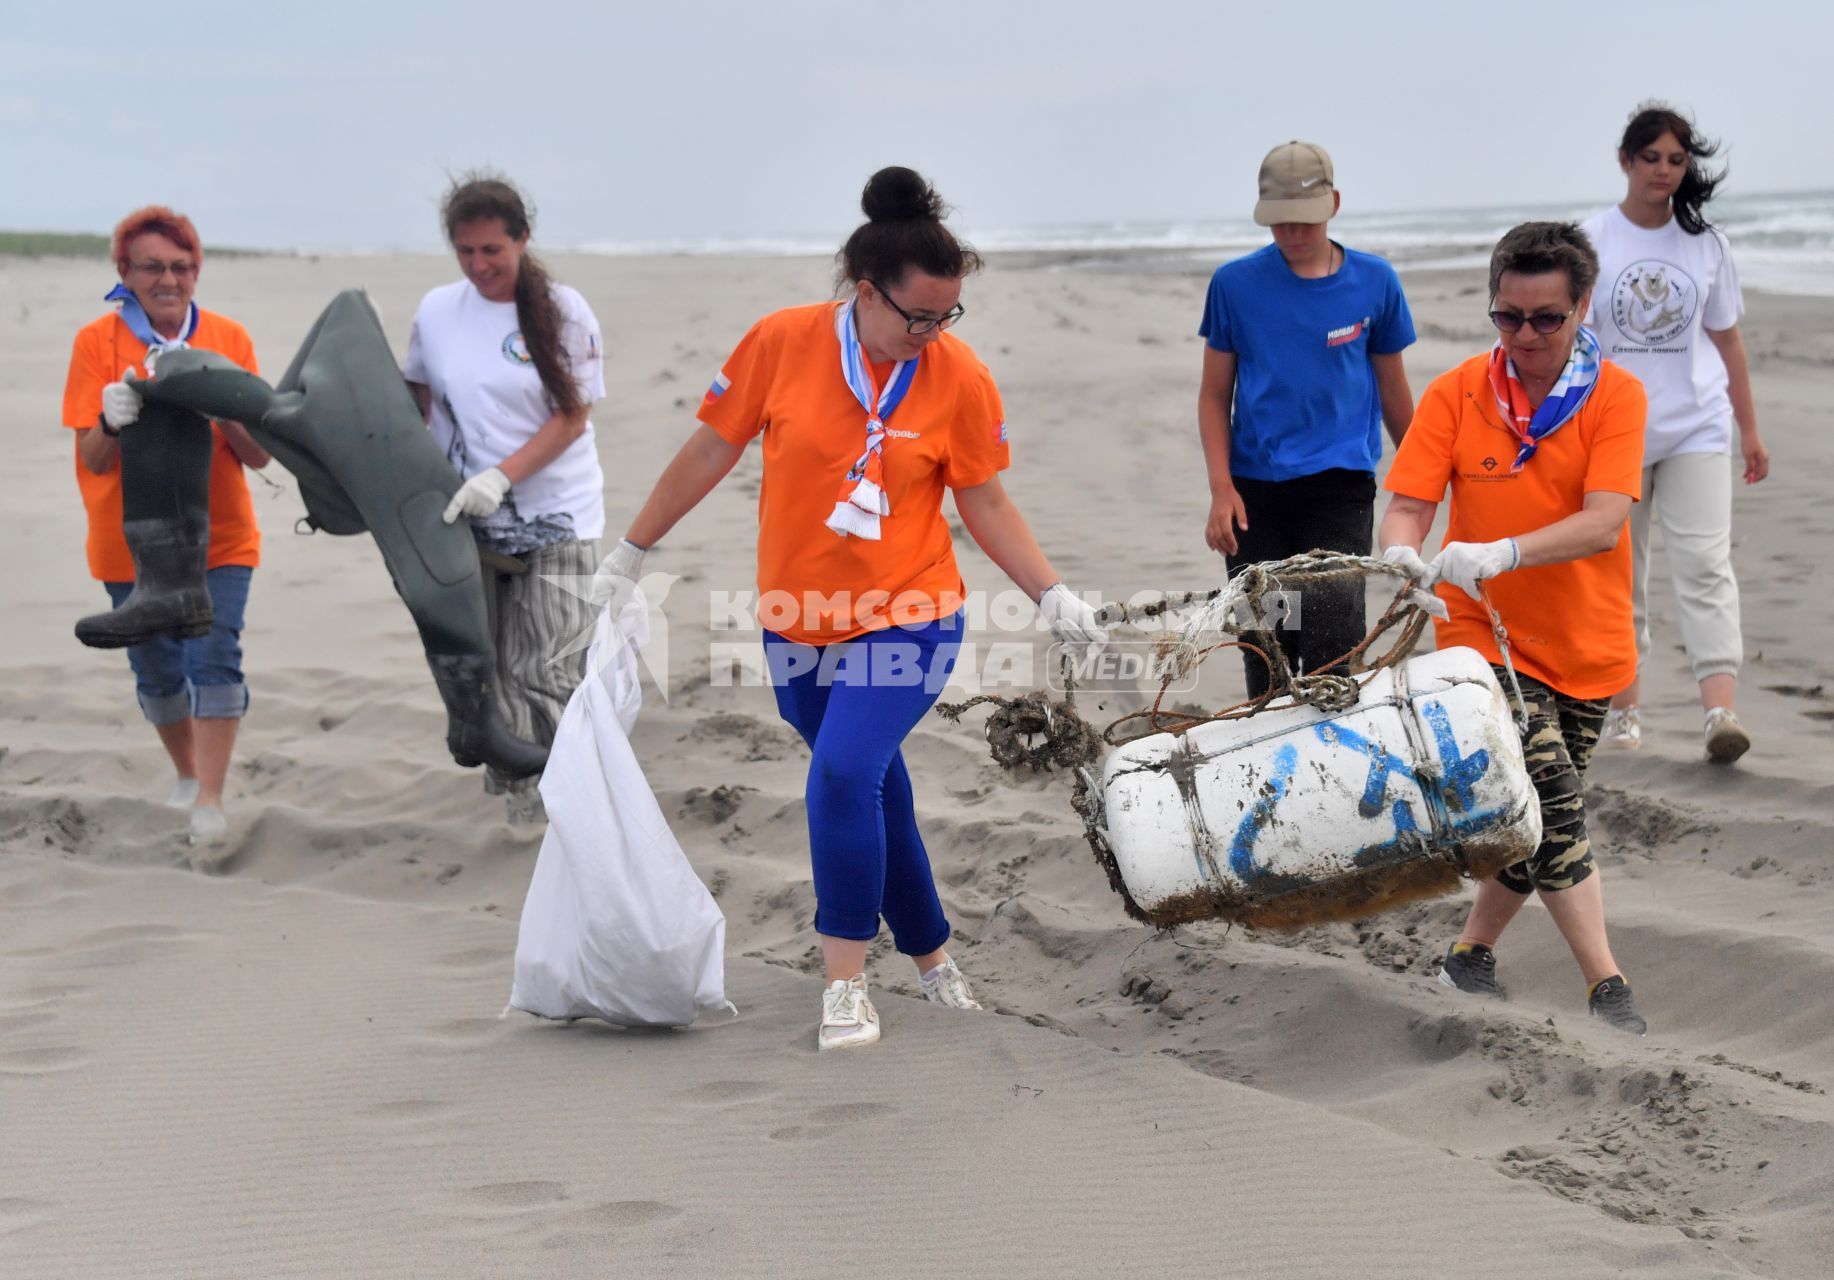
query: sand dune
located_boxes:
[4,249,1831,1276]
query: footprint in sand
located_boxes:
[768,1101,895,1142]
[0,1045,93,1075]
[675,1079,776,1106]
[417,1017,503,1047]
[458,1180,570,1211]
[0,1197,58,1235]
[432,947,505,972]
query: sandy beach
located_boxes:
[4,247,1832,1277]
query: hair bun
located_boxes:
[861,166,944,222]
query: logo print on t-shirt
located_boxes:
[501,330,533,365]
[1610,260,1697,347]
[1481,456,1498,471]
[1326,316,1370,348]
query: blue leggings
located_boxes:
[765,614,960,952]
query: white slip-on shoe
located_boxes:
[188,804,228,845]
[1704,707,1751,765]
[165,777,201,809]
[818,976,880,1053]
[1600,706,1641,750]
[919,958,983,1010]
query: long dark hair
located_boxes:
[1620,101,1725,235]
[835,166,982,291]
[440,173,582,416]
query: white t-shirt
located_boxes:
[405,280,607,550]
[1582,205,1743,465]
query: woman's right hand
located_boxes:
[102,369,142,431]
[1205,485,1248,556]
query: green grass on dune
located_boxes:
[0,230,274,259]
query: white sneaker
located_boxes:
[164,777,200,809]
[818,976,880,1052]
[919,958,983,1010]
[188,804,228,844]
[1704,707,1751,764]
[1600,706,1641,750]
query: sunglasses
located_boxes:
[869,280,964,335]
[1489,307,1573,335]
[131,259,197,280]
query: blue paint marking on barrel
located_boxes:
[1228,742,1298,882]
[1421,700,1490,811]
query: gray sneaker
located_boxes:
[1588,975,1648,1035]
[1438,943,1506,998]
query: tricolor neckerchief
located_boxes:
[1487,323,1601,471]
[105,283,199,364]
[826,297,919,540]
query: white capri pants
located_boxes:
[1630,451,1742,684]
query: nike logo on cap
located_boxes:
[1299,177,1324,188]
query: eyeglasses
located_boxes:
[1489,307,1573,335]
[868,280,964,335]
[130,259,197,280]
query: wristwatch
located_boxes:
[99,413,121,438]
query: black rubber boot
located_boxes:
[427,653,550,779]
[75,396,216,650]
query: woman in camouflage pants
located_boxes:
[1376,221,1648,1035]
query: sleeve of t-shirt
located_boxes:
[1197,268,1234,353]
[1703,230,1744,332]
[558,287,606,403]
[696,316,775,445]
[1583,372,1646,501]
[62,324,109,430]
[403,302,429,384]
[228,321,260,378]
[942,359,1011,489]
[1381,369,1459,500]
[1369,263,1417,355]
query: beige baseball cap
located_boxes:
[1253,140,1336,226]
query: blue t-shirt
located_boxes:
[1198,243,1416,482]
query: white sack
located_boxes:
[508,600,731,1026]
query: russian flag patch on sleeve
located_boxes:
[996,419,1008,444]
[703,371,730,405]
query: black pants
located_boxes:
[1225,469,1375,700]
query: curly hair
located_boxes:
[111,205,202,274]
[440,173,582,417]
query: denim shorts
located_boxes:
[102,565,253,725]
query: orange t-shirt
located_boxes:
[62,310,263,582]
[697,303,1010,645]
[1384,352,1646,700]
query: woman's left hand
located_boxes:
[1741,433,1770,484]
[443,467,512,523]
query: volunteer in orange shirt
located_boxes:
[604,167,1106,1052]
[62,206,271,844]
[1378,221,1649,1035]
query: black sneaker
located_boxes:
[1588,976,1648,1035]
[1438,943,1506,998]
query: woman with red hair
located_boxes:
[62,205,271,846]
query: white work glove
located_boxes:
[591,538,650,640]
[1430,538,1520,601]
[442,467,511,523]
[1380,544,1448,619]
[1039,583,1108,658]
[102,368,142,431]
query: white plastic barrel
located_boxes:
[1098,646,1542,928]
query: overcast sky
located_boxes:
[5,1,1826,251]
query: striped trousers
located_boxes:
[480,538,600,795]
